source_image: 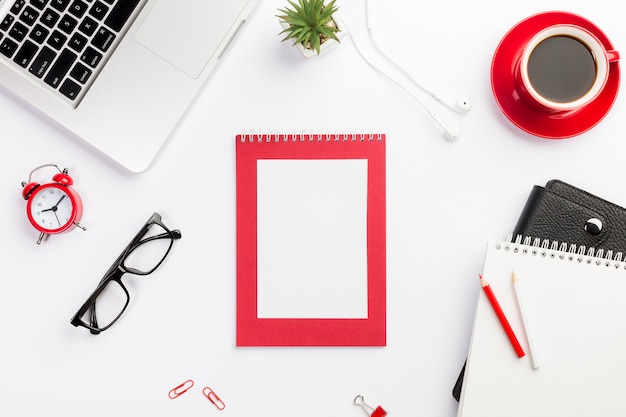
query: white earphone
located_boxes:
[430,111,463,142]
[434,95,473,114]
[362,0,471,139]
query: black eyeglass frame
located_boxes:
[70,212,181,334]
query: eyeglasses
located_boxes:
[71,212,182,334]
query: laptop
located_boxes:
[0,0,258,172]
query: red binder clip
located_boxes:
[354,395,387,417]
[202,386,225,410]
[168,379,194,399]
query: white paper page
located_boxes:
[458,240,626,417]
[256,159,368,319]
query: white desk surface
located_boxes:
[2,0,625,416]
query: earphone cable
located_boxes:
[339,14,461,140]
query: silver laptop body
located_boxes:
[0,0,257,172]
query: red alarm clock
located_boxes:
[21,164,86,244]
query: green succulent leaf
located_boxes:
[277,0,340,55]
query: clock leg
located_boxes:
[37,232,47,244]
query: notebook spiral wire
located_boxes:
[238,131,384,143]
[498,234,625,268]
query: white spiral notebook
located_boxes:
[458,237,626,417]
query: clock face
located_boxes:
[28,185,76,232]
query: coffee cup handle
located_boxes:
[607,50,620,63]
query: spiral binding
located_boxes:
[238,132,384,143]
[496,234,626,269]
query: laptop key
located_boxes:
[9,22,29,42]
[80,45,102,67]
[59,78,81,100]
[40,8,61,28]
[91,26,114,52]
[1,15,15,31]
[11,0,26,15]
[70,62,92,83]
[58,14,78,34]
[68,0,89,19]
[44,48,77,88]
[29,46,57,78]
[104,0,140,32]
[29,24,50,43]
[89,1,109,21]
[68,32,88,52]
[0,38,19,58]
[19,6,40,26]
[50,0,71,13]
[14,40,38,68]
[30,0,48,11]
[78,16,98,36]
[47,30,67,49]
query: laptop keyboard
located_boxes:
[0,0,144,106]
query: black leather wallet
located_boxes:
[511,179,626,252]
[452,179,626,401]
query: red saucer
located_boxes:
[491,11,620,138]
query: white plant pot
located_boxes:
[279,15,345,59]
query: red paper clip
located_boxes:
[202,386,225,410]
[168,379,194,399]
[354,395,387,417]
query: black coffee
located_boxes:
[527,35,597,103]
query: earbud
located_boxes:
[434,95,472,113]
[456,97,472,112]
[430,112,462,142]
[443,124,462,142]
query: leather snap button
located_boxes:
[584,218,603,235]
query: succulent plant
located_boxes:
[277,0,340,55]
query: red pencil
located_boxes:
[479,274,525,358]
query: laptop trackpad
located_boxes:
[135,0,248,79]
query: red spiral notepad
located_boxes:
[235,132,386,346]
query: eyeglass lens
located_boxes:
[83,280,129,330]
[123,221,174,273]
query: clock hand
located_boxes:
[41,194,67,213]
[52,194,67,208]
